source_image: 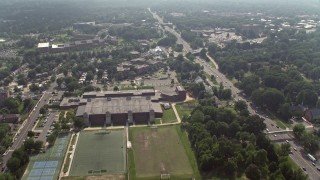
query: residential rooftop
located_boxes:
[37,42,50,48]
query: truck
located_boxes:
[308,153,317,162]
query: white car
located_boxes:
[274,134,277,137]
[266,128,270,132]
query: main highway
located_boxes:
[149,8,320,180]
[1,81,57,172]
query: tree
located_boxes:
[243,115,266,135]
[199,48,207,59]
[245,164,261,180]
[86,72,94,81]
[66,81,80,92]
[262,88,285,111]
[0,173,14,180]
[34,141,43,153]
[171,79,175,85]
[27,70,36,79]
[3,97,20,114]
[7,157,21,173]
[301,133,319,153]
[235,100,248,112]
[39,105,48,114]
[190,110,205,123]
[296,89,318,107]
[279,143,291,156]
[27,131,35,138]
[29,83,39,92]
[239,75,260,96]
[74,117,86,129]
[280,161,294,179]
[225,159,237,176]
[255,149,268,167]
[47,133,57,146]
[84,85,95,92]
[113,86,119,91]
[293,124,305,140]
[278,103,292,121]
[24,138,35,153]
[220,89,232,100]
[56,77,64,88]
[157,33,177,46]
[208,43,219,55]
[23,98,32,109]
[50,75,56,82]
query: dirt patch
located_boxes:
[86,174,125,180]
[160,162,167,174]
[151,128,158,138]
[138,132,150,149]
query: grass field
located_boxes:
[162,108,177,123]
[129,125,197,179]
[62,174,125,180]
[175,101,197,119]
[69,130,126,176]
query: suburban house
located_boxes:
[0,114,19,124]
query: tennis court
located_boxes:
[69,130,126,176]
[22,133,71,180]
[33,161,58,168]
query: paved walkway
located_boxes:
[172,103,181,123]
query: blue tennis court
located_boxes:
[27,176,53,180]
[39,177,53,180]
[22,133,71,180]
[45,161,58,168]
[30,169,43,176]
[29,168,55,176]
[33,161,58,168]
[42,168,55,175]
[33,162,46,168]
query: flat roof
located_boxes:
[37,42,50,48]
[76,97,162,116]
[82,89,155,97]
[52,44,64,49]
[60,97,86,107]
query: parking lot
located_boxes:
[34,111,59,142]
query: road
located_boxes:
[149,8,320,180]
[1,81,57,171]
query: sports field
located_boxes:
[130,125,194,178]
[69,130,126,177]
[22,133,71,180]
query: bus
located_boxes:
[308,153,316,162]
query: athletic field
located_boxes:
[130,126,193,178]
[69,130,126,176]
[22,133,70,180]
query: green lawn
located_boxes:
[69,134,77,151]
[209,61,216,69]
[175,101,197,119]
[63,152,72,173]
[162,108,177,123]
[129,125,199,179]
[154,118,162,125]
[69,130,126,176]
